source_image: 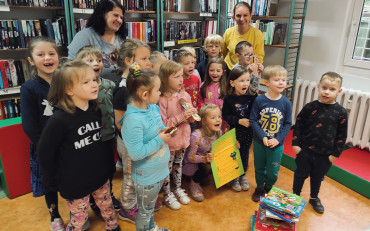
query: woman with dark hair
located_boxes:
[223,2,264,70]
[68,0,126,83]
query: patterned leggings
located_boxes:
[162,149,185,195]
[66,180,118,231]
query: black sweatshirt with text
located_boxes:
[37,103,111,199]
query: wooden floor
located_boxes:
[1,151,370,231]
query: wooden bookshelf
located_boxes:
[163,11,200,14]
[9,6,64,10]
[126,10,156,14]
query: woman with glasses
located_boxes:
[222,2,265,71]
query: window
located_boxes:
[343,0,370,69]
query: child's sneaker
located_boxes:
[50,218,64,231]
[240,176,250,191]
[174,188,190,205]
[252,188,265,202]
[231,178,242,192]
[154,198,162,212]
[152,225,171,231]
[112,195,122,211]
[309,198,325,214]
[118,206,137,224]
[189,179,204,202]
[163,192,181,210]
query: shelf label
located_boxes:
[227,12,233,17]
[73,8,94,14]
[164,41,175,47]
[200,12,212,17]
[178,39,198,44]
[0,6,10,11]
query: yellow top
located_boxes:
[222,25,265,69]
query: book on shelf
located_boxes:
[0,18,67,49]
[0,99,21,120]
[251,20,286,45]
[125,20,156,42]
[0,59,30,90]
[227,0,279,17]
[163,20,216,42]
[6,0,63,6]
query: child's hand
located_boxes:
[329,155,337,163]
[257,63,264,75]
[158,130,171,143]
[267,138,280,148]
[206,153,213,163]
[235,140,241,149]
[292,146,301,155]
[239,118,250,127]
[249,63,258,75]
[262,137,269,146]
[183,110,193,120]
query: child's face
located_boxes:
[68,68,99,104]
[208,63,223,83]
[180,55,195,78]
[204,108,222,132]
[134,47,152,70]
[152,55,167,74]
[317,78,342,104]
[82,55,103,78]
[266,74,287,95]
[28,41,59,79]
[206,43,221,58]
[168,69,184,93]
[148,76,161,104]
[236,46,253,67]
[230,72,250,96]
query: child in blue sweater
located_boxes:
[121,63,171,231]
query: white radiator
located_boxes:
[292,79,370,149]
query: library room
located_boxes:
[0,0,369,230]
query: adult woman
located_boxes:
[68,0,125,83]
[222,2,265,70]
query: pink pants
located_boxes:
[66,180,118,230]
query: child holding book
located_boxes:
[197,34,224,81]
[20,36,66,231]
[37,60,121,231]
[158,60,197,210]
[121,63,171,231]
[250,65,292,202]
[183,103,222,202]
[232,41,264,93]
[292,72,348,214]
[76,46,121,213]
[222,66,258,192]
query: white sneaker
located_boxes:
[231,178,242,192]
[240,175,250,191]
[174,188,190,205]
[163,192,181,210]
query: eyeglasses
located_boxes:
[238,53,254,58]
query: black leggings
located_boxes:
[45,190,60,220]
[192,163,212,183]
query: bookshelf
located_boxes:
[222,0,308,100]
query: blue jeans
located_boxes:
[135,179,164,231]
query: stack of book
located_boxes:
[251,187,306,231]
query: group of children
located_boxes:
[20,32,348,231]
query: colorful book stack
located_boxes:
[251,187,306,231]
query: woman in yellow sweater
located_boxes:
[223,2,265,70]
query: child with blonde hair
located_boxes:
[183,103,222,202]
[121,63,171,231]
[179,46,201,81]
[111,39,156,223]
[38,60,121,231]
[150,51,167,74]
[76,45,121,214]
[158,60,197,210]
[197,34,224,81]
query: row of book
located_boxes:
[257,21,287,45]
[0,99,21,120]
[0,18,68,50]
[126,20,157,42]
[72,0,157,10]
[0,59,30,89]
[251,187,306,231]
[199,0,218,13]
[2,0,63,7]
[227,0,279,16]
[164,46,206,65]
[163,20,217,41]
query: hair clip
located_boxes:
[129,62,141,76]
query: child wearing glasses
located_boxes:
[197,34,225,81]
[233,41,264,93]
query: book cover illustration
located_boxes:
[260,187,304,217]
[211,128,244,188]
[253,207,296,231]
